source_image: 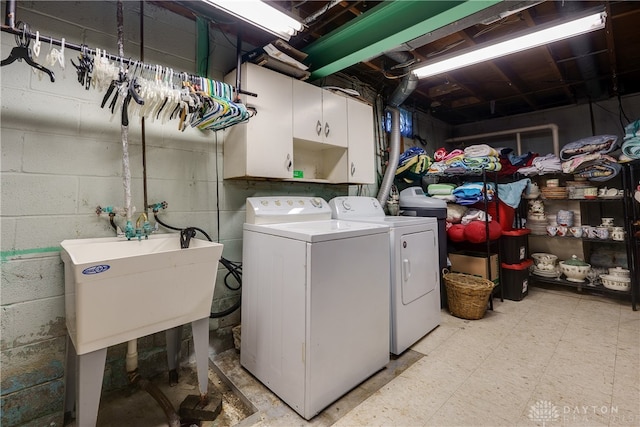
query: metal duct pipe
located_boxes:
[388,72,418,108]
[377,108,401,206]
[385,50,419,108]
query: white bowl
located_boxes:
[608,267,630,278]
[559,260,591,282]
[600,274,631,292]
[531,253,558,270]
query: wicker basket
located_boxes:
[443,272,495,320]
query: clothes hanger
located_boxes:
[1,22,55,82]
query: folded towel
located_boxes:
[427,183,456,195]
[464,144,499,158]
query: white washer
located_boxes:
[329,196,440,355]
[242,196,390,420]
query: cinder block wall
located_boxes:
[0,2,366,425]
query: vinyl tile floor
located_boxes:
[213,284,640,427]
[93,284,639,427]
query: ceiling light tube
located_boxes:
[413,11,606,79]
[203,0,303,41]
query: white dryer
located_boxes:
[329,196,440,355]
[242,196,390,420]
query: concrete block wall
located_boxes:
[0,2,366,425]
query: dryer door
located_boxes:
[401,229,438,304]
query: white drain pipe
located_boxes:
[445,123,560,156]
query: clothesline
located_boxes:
[0,23,257,98]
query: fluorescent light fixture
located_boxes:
[203,0,303,41]
[413,11,607,79]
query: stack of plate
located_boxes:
[528,216,549,235]
[531,266,559,278]
[541,186,568,199]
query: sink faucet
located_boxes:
[125,213,153,240]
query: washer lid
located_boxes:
[244,220,389,242]
[345,215,438,228]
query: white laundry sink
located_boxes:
[60,234,223,355]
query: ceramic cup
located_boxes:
[546,225,558,236]
[601,217,614,227]
[596,226,610,239]
[584,187,598,199]
[598,187,608,197]
[611,226,625,241]
[557,225,568,237]
[587,226,598,239]
[570,226,583,238]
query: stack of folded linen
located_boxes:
[426,183,456,201]
[452,182,496,205]
[518,153,563,176]
[559,135,621,181]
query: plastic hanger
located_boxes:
[1,22,55,82]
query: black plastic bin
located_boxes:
[501,259,533,301]
[500,228,531,265]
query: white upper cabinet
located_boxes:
[223,64,375,184]
[223,63,293,179]
[292,80,348,148]
[346,98,375,184]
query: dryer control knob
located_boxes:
[342,200,351,210]
[310,198,322,208]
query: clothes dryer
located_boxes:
[242,197,390,420]
[329,196,440,355]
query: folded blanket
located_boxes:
[560,135,619,161]
[464,144,499,158]
[561,153,618,174]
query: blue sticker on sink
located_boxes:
[82,264,111,275]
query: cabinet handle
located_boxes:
[324,122,330,137]
[285,154,292,171]
[350,162,356,176]
[316,120,322,136]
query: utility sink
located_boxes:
[60,234,223,355]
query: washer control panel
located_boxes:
[329,196,385,219]
[246,197,331,224]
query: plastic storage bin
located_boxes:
[500,228,531,265]
[500,259,533,301]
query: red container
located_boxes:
[500,259,533,301]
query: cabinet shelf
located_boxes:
[529,234,627,244]
[530,275,632,296]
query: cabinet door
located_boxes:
[320,90,348,148]
[224,63,293,179]
[346,98,375,184]
[293,82,348,147]
[292,80,323,144]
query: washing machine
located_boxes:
[329,196,440,355]
[242,196,390,420]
